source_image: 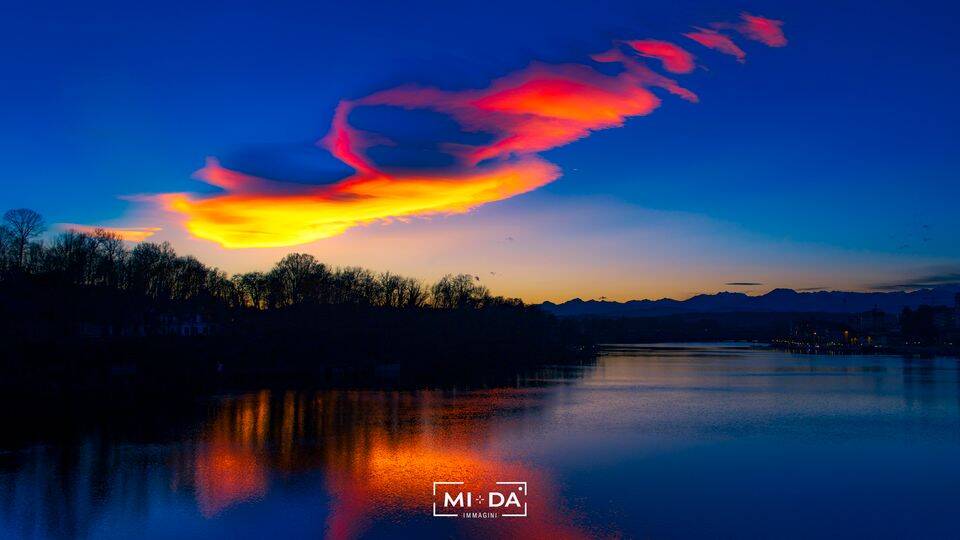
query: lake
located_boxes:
[2,344,959,538]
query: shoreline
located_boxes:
[770,339,960,359]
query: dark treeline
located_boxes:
[567,311,829,344]
[0,209,590,390]
[0,209,510,311]
[564,309,960,356]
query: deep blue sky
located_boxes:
[2,0,957,300]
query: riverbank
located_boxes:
[770,339,960,358]
[0,332,596,396]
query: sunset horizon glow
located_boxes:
[7,2,958,303]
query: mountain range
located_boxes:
[540,285,960,317]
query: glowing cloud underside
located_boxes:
[162,158,559,248]
[158,13,786,249]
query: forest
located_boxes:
[0,209,588,390]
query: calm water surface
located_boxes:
[2,344,959,539]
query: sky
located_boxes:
[2,0,958,302]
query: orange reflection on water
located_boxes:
[191,391,271,516]
[194,443,268,517]
[189,388,596,538]
[326,437,590,539]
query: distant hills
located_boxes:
[540,285,960,317]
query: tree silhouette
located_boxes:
[0,209,531,315]
[91,229,125,288]
[430,274,490,309]
[3,208,45,269]
[269,253,329,306]
[234,272,270,309]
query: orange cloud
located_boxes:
[707,13,787,49]
[160,158,559,248]
[59,223,161,242]
[349,61,695,165]
[732,13,788,47]
[624,40,696,73]
[154,13,786,249]
[684,28,747,63]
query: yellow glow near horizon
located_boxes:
[58,224,162,242]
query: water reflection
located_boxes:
[1,378,595,539]
[2,346,960,539]
[191,410,269,517]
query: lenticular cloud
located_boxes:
[157,13,787,249]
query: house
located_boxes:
[157,313,212,337]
